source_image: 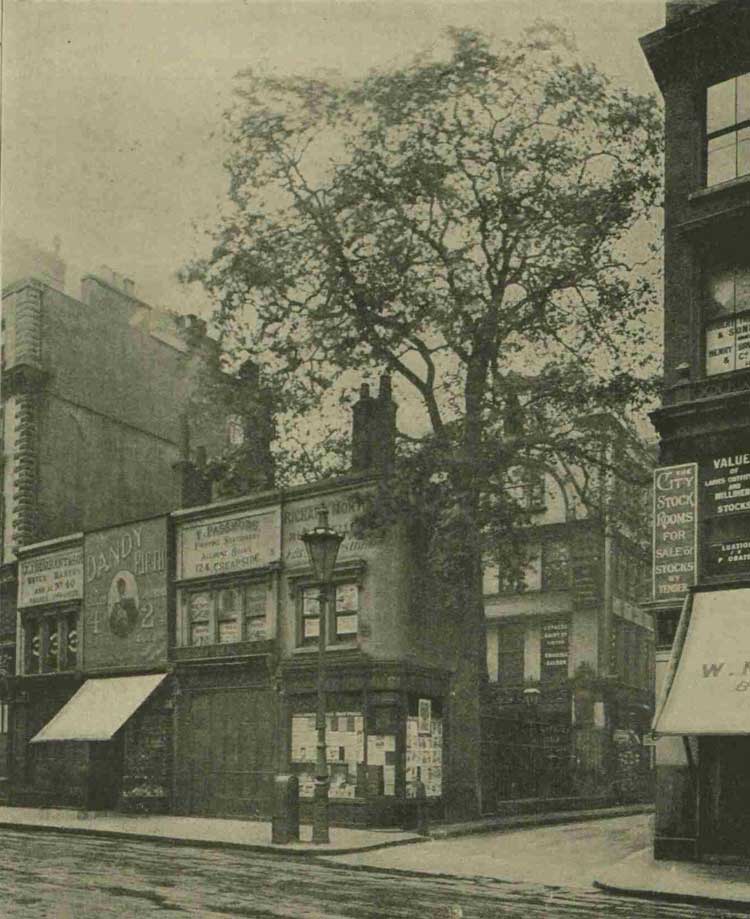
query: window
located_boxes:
[22,609,79,674]
[226,415,245,445]
[182,581,268,647]
[704,245,750,376]
[706,73,750,186]
[496,623,525,686]
[0,702,8,735]
[523,470,546,511]
[299,582,360,646]
[542,541,571,590]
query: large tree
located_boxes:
[185,26,662,816]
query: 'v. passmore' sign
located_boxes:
[653,463,698,600]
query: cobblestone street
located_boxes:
[0,828,746,919]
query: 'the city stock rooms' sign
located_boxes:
[83,517,168,669]
[653,464,698,600]
[18,547,84,608]
[177,507,281,579]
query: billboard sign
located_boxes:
[653,464,698,600]
[177,507,281,580]
[18,546,84,608]
[83,517,168,669]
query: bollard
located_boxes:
[271,774,300,844]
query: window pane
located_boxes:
[738,73,750,124]
[707,133,737,186]
[246,617,267,641]
[27,622,41,673]
[736,315,750,370]
[190,592,211,620]
[191,622,211,646]
[738,126,750,178]
[707,77,736,134]
[705,317,737,375]
[497,624,525,687]
[543,541,570,590]
[705,262,736,315]
[303,617,320,639]
[218,587,240,614]
[218,618,241,643]
[66,612,78,664]
[336,584,358,612]
[245,584,267,640]
[336,613,358,637]
[736,263,750,313]
[45,621,59,672]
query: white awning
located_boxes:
[31,673,168,743]
[654,588,750,736]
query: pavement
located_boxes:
[0,805,424,856]
[594,847,750,911]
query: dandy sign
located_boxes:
[653,464,698,600]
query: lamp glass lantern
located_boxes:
[301,506,344,585]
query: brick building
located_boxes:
[0,251,270,800]
[7,378,462,826]
[482,418,656,809]
[641,0,750,861]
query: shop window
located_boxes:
[706,73,750,186]
[704,244,750,376]
[496,623,525,686]
[44,619,59,672]
[542,541,570,590]
[183,581,268,647]
[25,620,41,674]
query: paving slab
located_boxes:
[0,806,424,856]
[594,847,750,911]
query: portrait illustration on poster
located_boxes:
[107,570,140,638]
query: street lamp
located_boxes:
[301,504,344,844]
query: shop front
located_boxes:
[171,501,282,818]
[653,584,750,861]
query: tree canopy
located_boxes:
[185,25,663,816]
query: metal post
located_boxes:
[313,583,330,844]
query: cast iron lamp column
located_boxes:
[301,505,344,844]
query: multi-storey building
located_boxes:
[0,251,270,800]
[641,0,750,861]
[9,378,460,827]
[483,418,655,808]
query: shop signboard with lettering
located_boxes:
[541,620,569,678]
[283,491,376,567]
[177,507,281,580]
[83,517,168,669]
[701,451,750,576]
[18,547,83,608]
[653,464,698,600]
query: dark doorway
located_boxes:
[700,736,750,858]
[88,736,124,810]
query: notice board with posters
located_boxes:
[701,450,750,578]
[83,517,168,669]
[653,464,698,600]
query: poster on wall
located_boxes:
[701,450,750,577]
[541,620,569,678]
[653,464,698,600]
[177,507,281,579]
[83,517,168,669]
[18,546,83,608]
[406,714,442,798]
[291,712,365,799]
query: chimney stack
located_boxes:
[351,375,397,473]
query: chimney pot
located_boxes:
[360,383,371,400]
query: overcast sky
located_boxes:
[2,0,666,315]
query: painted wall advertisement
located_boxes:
[83,517,168,669]
[177,507,281,580]
[653,464,698,600]
[18,547,84,608]
[283,492,376,567]
[701,451,750,576]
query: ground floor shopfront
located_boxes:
[6,657,451,828]
[653,584,750,862]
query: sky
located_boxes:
[2,0,667,317]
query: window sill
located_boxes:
[170,639,275,663]
[293,641,359,655]
[689,172,750,201]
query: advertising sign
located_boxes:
[541,621,569,677]
[653,464,698,600]
[701,450,750,576]
[83,517,168,669]
[177,507,281,580]
[18,547,83,608]
[283,492,375,567]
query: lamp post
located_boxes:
[301,504,344,844]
